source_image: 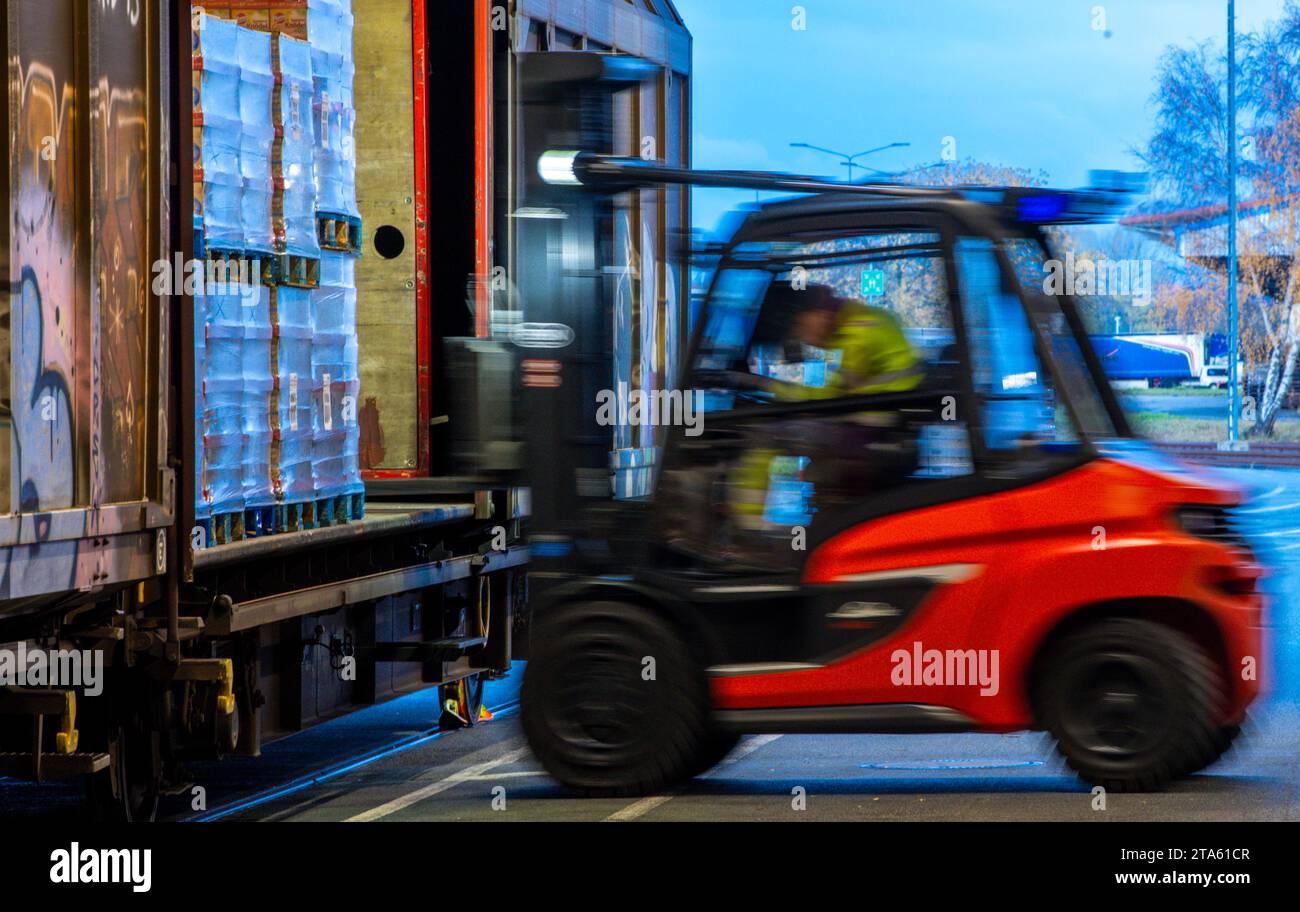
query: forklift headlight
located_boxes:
[539,150,583,186]
[1174,505,1253,555]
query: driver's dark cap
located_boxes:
[792,283,840,314]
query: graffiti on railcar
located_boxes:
[3,6,87,601]
[94,3,151,506]
[1,0,153,604]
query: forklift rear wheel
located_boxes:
[1037,618,1223,792]
[521,600,710,797]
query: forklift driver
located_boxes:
[730,283,925,536]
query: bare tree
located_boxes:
[1139,3,1300,436]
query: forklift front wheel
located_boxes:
[1036,617,1224,793]
[521,600,710,797]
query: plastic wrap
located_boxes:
[311,251,361,499]
[193,4,363,533]
[238,26,276,253]
[271,286,317,505]
[193,13,245,251]
[200,288,248,517]
[241,282,275,511]
[309,0,358,220]
[274,35,321,258]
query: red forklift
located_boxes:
[484,55,1265,795]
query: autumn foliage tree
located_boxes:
[1141,3,1300,435]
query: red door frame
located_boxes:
[412,0,432,475]
[473,0,493,339]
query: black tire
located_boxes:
[521,600,710,796]
[1035,618,1223,793]
[1188,724,1242,774]
[688,732,742,779]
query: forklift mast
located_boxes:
[513,54,656,550]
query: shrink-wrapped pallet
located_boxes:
[237,26,277,254]
[193,12,244,250]
[272,34,321,259]
[271,286,317,513]
[310,251,362,504]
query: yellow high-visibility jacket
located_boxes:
[783,301,924,400]
[732,301,923,524]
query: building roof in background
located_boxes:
[1121,197,1280,231]
[1121,197,1296,259]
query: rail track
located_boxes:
[1159,442,1300,468]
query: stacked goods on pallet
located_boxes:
[193,12,248,543]
[236,27,277,255]
[307,0,358,224]
[309,0,364,522]
[270,286,318,529]
[268,32,322,530]
[191,1,364,542]
[197,281,252,543]
[237,27,278,535]
[272,34,320,264]
[311,252,363,523]
[193,13,244,249]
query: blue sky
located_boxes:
[673,0,1288,230]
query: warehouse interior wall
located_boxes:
[353,0,423,473]
[351,0,475,476]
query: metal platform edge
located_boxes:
[207,546,530,635]
[191,503,478,571]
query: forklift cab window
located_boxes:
[656,229,974,566]
[956,235,1115,462]
[691,231,956,408]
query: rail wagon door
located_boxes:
[1,0,172,607]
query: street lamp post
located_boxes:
[1226,0,1244,449]
[790,141,910,182]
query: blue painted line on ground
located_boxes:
[194,702,520,822]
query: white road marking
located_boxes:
[604,734,784,822]
[345,746,532,822]
[605,794,675,821]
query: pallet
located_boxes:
[317,212,362,253]
[275,499,318,533]
[244,505,277,538]
[313,492,364,526]
[199,248,274,293]
[269,252,321,289]
[194,493,364,547]
[208,510,247,546]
